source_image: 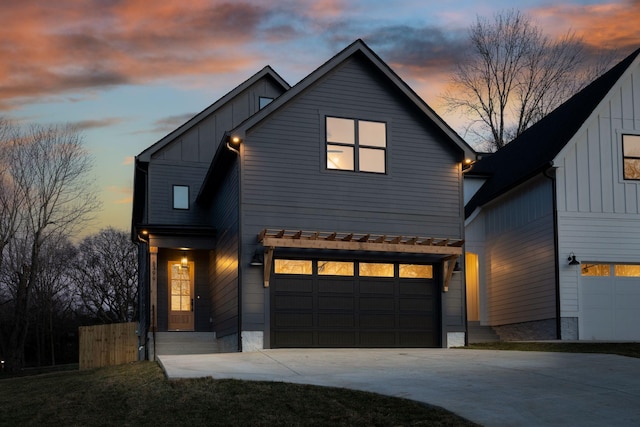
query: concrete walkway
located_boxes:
[158,348,640,426]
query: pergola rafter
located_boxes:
[256,229,463,290]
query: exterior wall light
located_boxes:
[250,249,264,266]
[226,134,242,154]
[568,253,580,265]
[181,252,189,268]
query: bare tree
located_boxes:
[0,123,100,372]
[71,228,138,324]
[442,9,603,151]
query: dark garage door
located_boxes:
[270,259,440,348]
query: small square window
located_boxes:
[173,185,189,210]
[622,134,640,180]
[259,97,274,109]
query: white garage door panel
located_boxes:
[581,275,640,340]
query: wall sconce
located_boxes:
[226,134,242,154]
[250,249,264,266]
[181,252,188,268]
[567,253,580,266]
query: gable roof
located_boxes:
[229,39,474,159]
[465,47,640,218]
[198,39,476,202]
[136,66,290,162]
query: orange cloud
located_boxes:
[532,1,640,51]
[0,1,273,110]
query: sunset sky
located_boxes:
[2,0,639,236]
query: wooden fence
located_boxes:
[79,322,138,370]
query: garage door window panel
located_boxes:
[274,259,312,275]
[399,264,433,278]
[359,262,394,277]
[318,261,354,276]
[614,264,640,277]
[581,263,610,276]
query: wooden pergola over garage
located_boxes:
[257,229,464,291]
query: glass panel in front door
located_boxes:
[168,261,194,330]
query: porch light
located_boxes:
[568,253,580,266]
[226,134,242,154]
[462,158,475,173]
[181,252,188,268]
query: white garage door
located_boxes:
[581,264,640,340]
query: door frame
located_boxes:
[167,260,195,331]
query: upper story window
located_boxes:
[173,185,189,210]
[326,116,386,174]
[259,96,274,109]
[622,134,640,180]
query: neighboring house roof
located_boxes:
[136,66,290,162]
[465,47,640,218]
[198,38,476,202]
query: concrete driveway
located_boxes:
[158,348,640,426]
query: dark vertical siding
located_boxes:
[146,75,288,228]
[147,162,209,225]
[484,176,556,325]
[210,162,240,337]
[240,54,464,333]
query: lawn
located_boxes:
[0,361,478,426]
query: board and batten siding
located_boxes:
[145,75,286,227]
[239,54,466,334]
[147,161,209,225]
[483,176,556,325]
[210,161,240,339]
[554,62,640,319]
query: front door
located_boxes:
[168,260,195,331]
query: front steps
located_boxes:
[149,332,219,358]
[467,321,500,343]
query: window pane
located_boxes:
[399,264,433,278]
[359,121,386,147]
[274,259,312,275]
[623,135,640,156]
[318,261,354,276]
[359,262,394,277]
[624,159,640,180]
[615,264,640,277]
[171,296,181,311]
[581,264,611,276]
[327,144,354,170]
[173,185,189,209]
[259,96,273,109]
[359,147,385,173]
[327,117,354,144]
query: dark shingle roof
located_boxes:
[465,47,640,218]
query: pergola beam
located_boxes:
[257,229,464,289]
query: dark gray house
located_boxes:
[132,40,475,358]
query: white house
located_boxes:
[465,47,640,341]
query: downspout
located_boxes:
[226,136,243,352]
[543,164,562,340]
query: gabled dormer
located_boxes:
[132,66,290,232]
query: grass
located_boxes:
[464,341,640,359]
[0,361,478,427]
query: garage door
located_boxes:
[581,263,640,340]
[270,259,440,348]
